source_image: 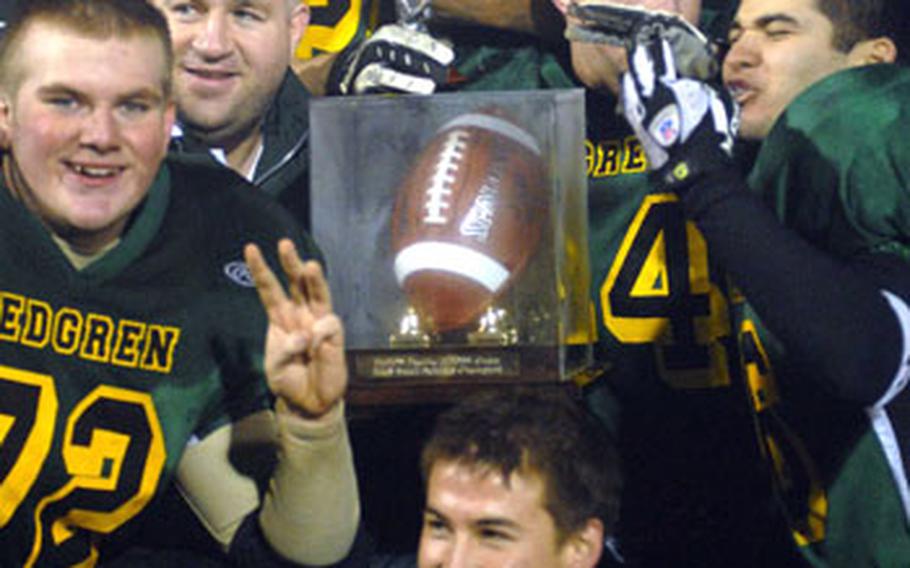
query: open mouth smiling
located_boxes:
[66,161,124,179]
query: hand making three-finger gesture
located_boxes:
[244,239,348,420]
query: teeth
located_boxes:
[193,69,231,79]
[74,164,117,177]
[727,84,749,101]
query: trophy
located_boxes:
[389,107,545,349]
[309,90,592,400]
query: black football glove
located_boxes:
[327,24,454,95]
[566,0,719,81]
[621,28,738,192]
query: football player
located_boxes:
[619,0,910,564]
[0,0,360,565]
[552,1,792,565]
[417,388,621,568]
[293,0,564,96]
[304,1,778,565]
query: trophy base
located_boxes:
[347,344,588,406]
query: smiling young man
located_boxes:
[619,0,910,564]
[417,389,621,568]
[0,1,360,565]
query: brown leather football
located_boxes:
[391,108,547,332]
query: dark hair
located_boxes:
[421,388,622,539]
[0,0,173,95]
[816,0,907,60]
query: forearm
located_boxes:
[292,53,336,97]
[176,412,277,552]
[683,168,908,405]
[178,405,360,565]
[258,401,360,565]
[432,0,533,30]
[430,0,564,39]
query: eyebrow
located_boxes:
[730,12,801,33]
[233,0,269,10]
[119,88,165,104]
[475,518,523,532]
[424,507,447,520]
[424,507,523,532]
[36,83,164,104]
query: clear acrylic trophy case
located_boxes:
[310,89,592,402]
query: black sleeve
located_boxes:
[228,514,373,568]
[679,167,909,406]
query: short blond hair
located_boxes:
[0,0,173,96]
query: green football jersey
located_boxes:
[0,157,318,567]
[449,39,775,562]
[744,64,910,566]
[290,3,776,563]
[295,0,390,59]
[582,91,777,566]
[440,23,576,91]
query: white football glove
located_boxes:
[621,30,738,189]
[566,0,719,81]
[327,24,454,95]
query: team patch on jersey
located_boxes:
[224,260,255,288]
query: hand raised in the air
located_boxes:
[621,30,738,190]
[326,23,454,95]
[244,239,347,420]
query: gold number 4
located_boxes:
[600,194,733,388]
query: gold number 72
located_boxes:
[0,365,166,567]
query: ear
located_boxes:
[560,518,604,568]
[161,100,177,154]
[847,36,898,66]
[288,1,310,59]
[0,93,12,150]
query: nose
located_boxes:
[192,12,232,59]
[80,108,119,152]
[422,538,476,568]
[444,538,476,568]
[723,32,760,76]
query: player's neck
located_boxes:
[51,233,120,270]
[225,131,264,181]
[3,153,126,264]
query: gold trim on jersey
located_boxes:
[0,291,180,374]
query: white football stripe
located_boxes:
[394,241,510,293]
[440,113,541,155]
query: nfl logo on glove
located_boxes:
[651,106,681,147]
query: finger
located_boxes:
[621,71,645,123]
[709,89,738,154]
[630,42,656,97]
[277,239,309,305]
[301,260,335,318]
[308,313,345,358]
[244,242,291,325]
[660,37,677,82]
[644,31,666,81]
[265,329,312,381]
